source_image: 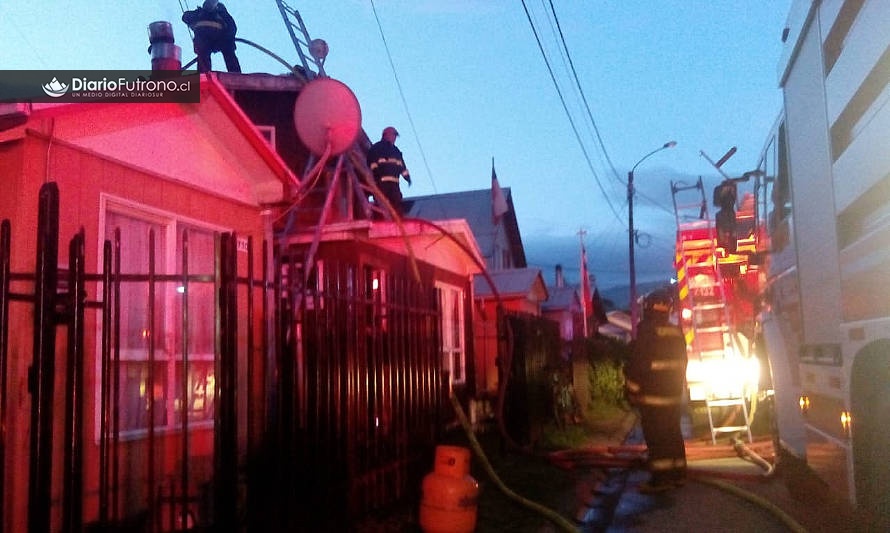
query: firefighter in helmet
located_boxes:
[182,0,242,73]
[625,290,688,493]
[366,126,411,216]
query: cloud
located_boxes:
[523,168,730,295]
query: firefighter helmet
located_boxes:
[382,126,399,139]
[643,291,673,315]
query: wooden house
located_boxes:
[0,73,296,531]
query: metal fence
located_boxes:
[0,182,445,532]
[503,311,562,446]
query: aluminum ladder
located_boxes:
[671,177,752,444]
[274,0,327,78]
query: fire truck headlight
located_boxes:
[840,410,852,436]
[799,395,810,413]
[686,356,760,399]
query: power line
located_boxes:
[520,0,624,225]
[546,0,623,187]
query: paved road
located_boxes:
[559,420,863,533]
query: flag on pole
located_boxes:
[580,243,593,336]
[491,158,508,225]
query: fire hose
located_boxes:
[450,394,578,533]
[546,431,809,532]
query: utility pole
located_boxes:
[628,141,676,339]
[578,228,588,338]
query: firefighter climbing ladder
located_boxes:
[670,177,752,444]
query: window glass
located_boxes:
[103,203,220,434]
[438,283,465,384]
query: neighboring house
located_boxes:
[406,188,572,444]
[405,188,526,270]
[0,73,296,531]
[472,268,548,395]
[541,264,584,355]
[406,188,535,394]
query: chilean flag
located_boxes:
[580,244,594,326]
[491,158,508,225]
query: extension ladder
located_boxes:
[671,177,752,444]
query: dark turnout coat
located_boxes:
[625,317,687,407]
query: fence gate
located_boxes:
[503,311,561,446]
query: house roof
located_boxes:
[280,218,484,278]
[23,73,297,206]
[541,285,581,312]
[474,268,548,301]
[405,188,526,268]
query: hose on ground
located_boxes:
[693,476,807,533]
[450,395,578,533]
[732,437,775,476]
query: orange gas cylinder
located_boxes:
[419,445,479,533]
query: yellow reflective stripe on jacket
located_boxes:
[656,326,684,338]
[625,379,641,393]
[636,393,684,406]
[650,359,686,371]
[371,156,405,166]
[649,457,686,471]
[193,20,224,29]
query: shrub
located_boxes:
[585,336,629,407]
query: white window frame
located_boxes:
[256,125,276,148]
[436,281,466,385]
[97,194,230,440]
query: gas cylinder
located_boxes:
[419,445,479,533]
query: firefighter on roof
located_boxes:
[367,126,411,216]
[182,0,242,73]
[625,291,688,493]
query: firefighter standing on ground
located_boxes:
[182,0,241,73]
[367,126,411,216]
[625,292,688,492]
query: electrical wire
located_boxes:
[535,2,678,227]
[520,0,624,225]
[369,0,439,196]
[546,0,623,187]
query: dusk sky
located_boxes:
[0,1,791,291]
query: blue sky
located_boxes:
[0,1,791,291]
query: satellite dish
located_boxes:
[293,77,361,156]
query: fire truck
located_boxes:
[670,174,764,445]
[751,1,890,527]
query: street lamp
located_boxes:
[628,140,676,339]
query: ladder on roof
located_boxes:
[670,177,752,444]
[274,0,327,78]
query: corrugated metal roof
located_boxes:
[541,285,580,311]
[404,188,526,268]
[474,268,546,299]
